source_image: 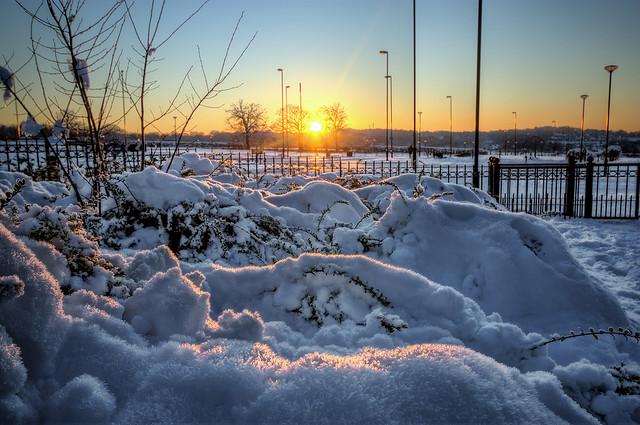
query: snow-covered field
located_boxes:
[1,152,639,424]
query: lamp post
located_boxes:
[299,82,303,152]
[285,84,290,154]
[121,70,127,147]
[512,111,517,156]
[604,65,618,166]
[277,68,285,156]
[580,94,588,161]
[412,0,417,170]
[472,0,483,188]
[173,116,177,144]
[418,111,423,157]
[379,50,389,160]
[388,74,394,158]
[446,95,453,155]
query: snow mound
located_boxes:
[126,245,180,282]
[124,267,210,340]
[0,223,66,377]
[44,374,116,424]
[167,152,221,176]
[266,180,369,226]
[0,222,611,424]
[119,167,213,209]
[194,253,548,367]
[0,171,69,210]
[360,195,628,333]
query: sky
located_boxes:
[0,0,639,133]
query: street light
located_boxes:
[285,84,290,154]
[277,68,285,156]
[412,0,417,171]
[173,116,177,144]
[512,111,518,156]
[446,96,453,156]
[299,82,303,152]
[387,74,394,158]
[580,94,589,161]
[472,0,483,188]
[379,50,389,160]
[418,111,423,156]
[604,64,618,166]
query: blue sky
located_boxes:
[1,0,639,132]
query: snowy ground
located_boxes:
[548,218,640,327]
[1,153,639,424]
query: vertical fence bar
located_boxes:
[635,164,640,219]
[584,157,594,218]
[563,155,576,217]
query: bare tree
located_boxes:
[285,105,310,151]
[165,12,256,170]
[11,0,129,207]
[321,102,348,153]
[123,0,209,170]
[225,100,266,149]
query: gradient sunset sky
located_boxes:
[1,0,639,133]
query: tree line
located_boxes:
[225,100,348,152]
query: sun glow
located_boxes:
[310,121,323,133]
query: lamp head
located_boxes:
[580,94,589,100]
[604,65,618,73]
[379,50,388,55]
[277,68,283,72]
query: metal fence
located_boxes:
[0,138,194,175]
[487,157,639,219]
[1,140,638,219]
[209,152,489,190]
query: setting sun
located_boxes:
[310,121,323,133]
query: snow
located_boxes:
[123,267,210,341]
[1,152,639,424]
[20,115,43,138]
[0,66,13,101]
[549,218,640,327]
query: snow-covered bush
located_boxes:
[16,205,118,294]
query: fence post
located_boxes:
[4,138,10,172]
[584,156,594,218]
[488,156,500,200]
[563,153,576,217]
[635,164,640,219]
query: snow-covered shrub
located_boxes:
[357,192,628,334]
[16,205,118,293]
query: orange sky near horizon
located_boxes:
[0,0,638,134]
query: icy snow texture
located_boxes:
[124,267,210,340]
[0,222,599,425]
[44,374,116,424]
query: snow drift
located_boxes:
[0,223,600,424]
